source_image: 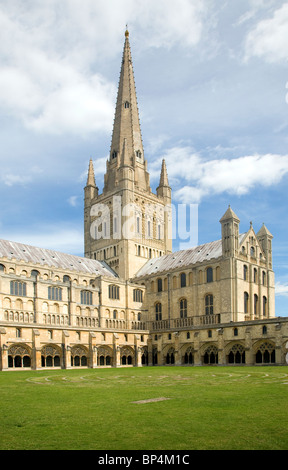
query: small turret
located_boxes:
[157,159,171,200]
[257,223,273,269]
[84,159,98,200]
[220,205,240,257]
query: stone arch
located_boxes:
[97,346,113,366]
[8,343,32,368]
[120,346,135,365]
[180,345,194,365]
[41,344,62,368]
[202,344,218,365]
[70,345,89,367]
[254,340,276,364]
[226,342,246,364]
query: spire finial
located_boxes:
[125,25,129,37]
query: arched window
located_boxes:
[263,296,267,317]
[0,264,5,272]
[254,294,258,316]
[205,295,213,315]
[180,298,187,318]
[108,285,120,300]
[228,344,245,364]
[203,345,218,364]
[155,302,162,321]
[166,348,175,365]
[48,286,62,301]
[255,341,275,364]
[243,265,248,281]
[254,268,258,283]
[31,270,40,278]
[206,267,213,283]
[133,289,143,302]
[124,101,130,108]
[262,271,266,286]
[157,278,163,292]
[250,246,255,257]
[81,290,93,305]
[244,292,249,314]
[10,281,27,297]
[180,273,186,288]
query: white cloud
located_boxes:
[67,196,78,207]
[1,166,43,187]
[1,224,84,255]
[150,146,288,203]
[0,0,208,136]
[275,282,288,297]
[244,3,288,63]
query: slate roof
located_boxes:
[134,239,223,278]
[0,239,117,277]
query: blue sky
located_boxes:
[0,0,287,315]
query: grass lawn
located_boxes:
[0,366,287,450]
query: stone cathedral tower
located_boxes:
[84,30,172,279]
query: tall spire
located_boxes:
[109,29,144,164]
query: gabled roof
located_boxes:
[134,239,223,278]
[0,239,117,277]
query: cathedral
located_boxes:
[0,30,287,370]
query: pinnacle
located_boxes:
[158,159,170,187]
[86,158,96,187]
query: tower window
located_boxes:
[124,101,130,108]
[155,302,162,321]
[180,298,187,318]
[206,267,213,283]
[133,289,143,302]
[180,273,186,288]
[243,265,248,281]
[263,296,267,316]
[10,281,27,297]
[108,284,120,300]
[136,150,142,159]
[48,286,62,301]
[81,290,93,305]
[112,151,117,159]
[205,294,213,315]
[244,292,249,314]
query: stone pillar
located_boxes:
[174,332,181,365]
[0,328,7,370]
[275,323,283,365]
[62,330,70,369]
[217,328,225,365]
[113,333,120,367]
[134,334,141,367]
[245,327,254,365]
[193,332,201,366]
[90,332,97,368]
[32,329,41,370]
[147,335,153,366]
[1,345,8,370]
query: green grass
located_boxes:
[0,366,287,450]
